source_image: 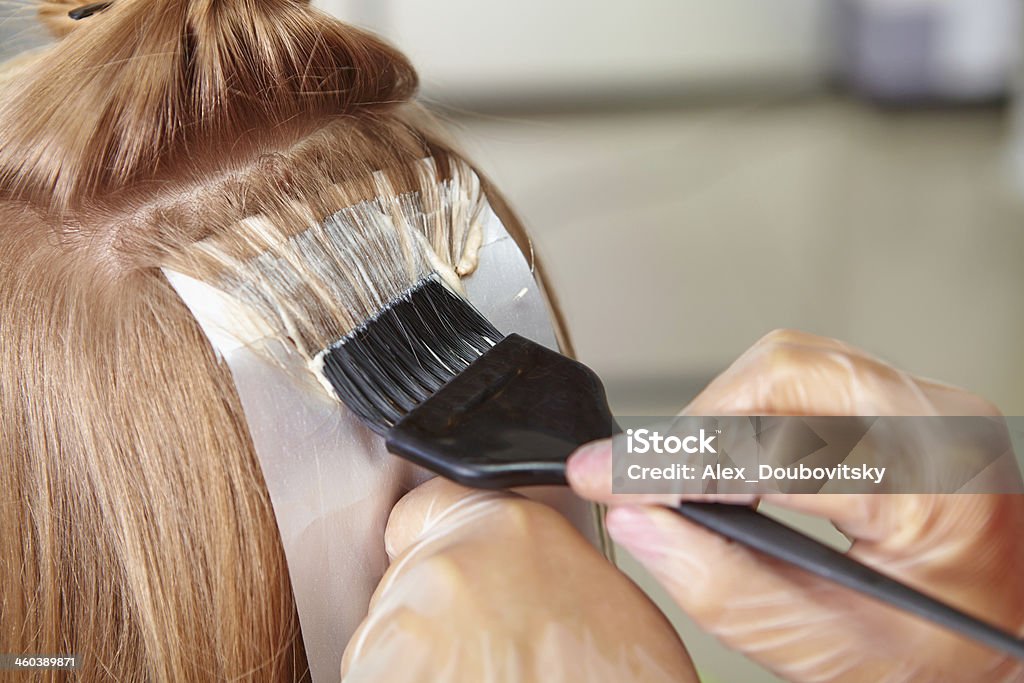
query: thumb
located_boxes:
[384,477,515,560]
[567,438,758,507]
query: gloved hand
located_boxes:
[340,477,698,683]
[567,329,1024,682]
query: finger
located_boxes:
[684,337,993,418]
[605,505,871,677]
[566,439,758,507]
[603,505,958,680]
[755,494,985,550]
[682,344,867,416]
[913,377,1003,416]
[384,477,517,559]
[758,493,888,542]
[745,329,864,357]
[681,328,916,417]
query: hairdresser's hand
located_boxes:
[340,477,698,683]
[567,329,1024,682]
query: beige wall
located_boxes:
[314,0,831,101]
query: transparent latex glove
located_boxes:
[567,330,1024,683]
[340,477,698,683]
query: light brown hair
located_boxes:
[0,1,564,679]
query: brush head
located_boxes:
[318,275,503,433]
[317,274,618,488]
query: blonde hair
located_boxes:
[0,1,564,679]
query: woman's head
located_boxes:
[0,1,521,679]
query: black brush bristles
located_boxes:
[318,275,503,433]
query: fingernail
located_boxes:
[606,506,664,563]
[566,440,612,492]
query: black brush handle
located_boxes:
[387,334,1024,660]
[673,502,1024,660]
[388,334,616,488]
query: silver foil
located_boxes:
[164,204,599,682]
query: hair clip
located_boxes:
[68,2,113,20]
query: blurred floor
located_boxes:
[447,95,1024,682]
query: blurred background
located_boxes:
[4,2,1024,680]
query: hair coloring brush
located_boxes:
[168,157,1024,661]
